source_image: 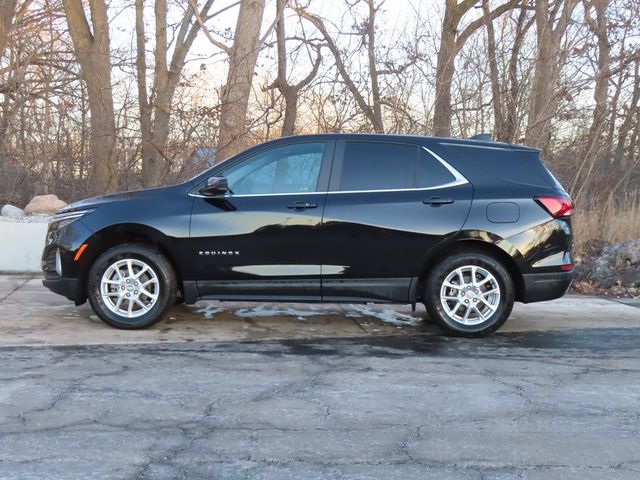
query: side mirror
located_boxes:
[199,176,228,197]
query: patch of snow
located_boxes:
[348,304,423,327]
[191,304,224,319]
[0,214,52,223]
[233,305,331,319]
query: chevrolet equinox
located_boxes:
[42,134,574,336]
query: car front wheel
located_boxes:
[87,244,177,329]
[424,251,514,337]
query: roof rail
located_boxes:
[469,133,493,141]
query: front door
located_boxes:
[321,140,473,302]
[190,140,333,300]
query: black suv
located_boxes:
[42,134,574,336]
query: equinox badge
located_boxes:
[198,250,240,256]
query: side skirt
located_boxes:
[185,278,417,304]
[322,277,412,303]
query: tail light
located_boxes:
[535,195,575,218]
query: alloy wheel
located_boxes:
[100,258,160,318]
[439,265,501,326]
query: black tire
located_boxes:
[424,251,514,337]
[87,244,177,329]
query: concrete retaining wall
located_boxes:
[0,219,50,273]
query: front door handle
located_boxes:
[287,201,318,210]
[423,196,454,206]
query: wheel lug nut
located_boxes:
[126,293,130,297]
[134,290,138,294]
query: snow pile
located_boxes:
[348,305,423,327]
[190,304,224,319]
[575,237,640,297]
[234,305,329,320]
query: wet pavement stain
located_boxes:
[0,274,639,349]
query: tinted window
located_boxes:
[439,143,561,189]
[337,142,417,191]
[417,148,456,187]
[224,142,325,195]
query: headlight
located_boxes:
[49,209,94,231]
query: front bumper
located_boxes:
[521,271,573,303]
[42,277,82,304]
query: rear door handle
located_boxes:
[423,196,454,206]
[287,201,318,210]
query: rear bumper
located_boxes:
[42,277,83,305]
[521,271,573,303]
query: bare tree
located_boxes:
[135,0,215,187]
[215,0,266,162]
[63,0,118,194]
[614,59,640,168]
[525,0,580,151]
[0,0,17,60]
[432,0,519,137]
[294,0,386,132]
[269,0,322,136]
[571,0,611,200]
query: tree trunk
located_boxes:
[433,0,519,138]
[137,0,214,187]
[571,0,611,201]
[274,0,296,136]
[0,0,17,168]
[63,0,118,194]
[614,59,640,163]
[135,0,153,185]
[483,0,504,140]
[433,2,458,137]
[525,0,579,152]
[272,0,321,136]
[504,7,533,143]
[216,0,266,162]
[0,0,17,60]
[366,0,383,132]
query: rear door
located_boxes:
[320,140,473,302]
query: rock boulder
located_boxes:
[24,194,67,215]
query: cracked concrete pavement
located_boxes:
[1,274,640,479]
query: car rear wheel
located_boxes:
[87,244,177,329]
[424,251,514,337]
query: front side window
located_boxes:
[336,142,418,191]
[223,142,325,195]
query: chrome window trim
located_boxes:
[421,146,469,188]
[188,191,326,198]
[188,145,468,198]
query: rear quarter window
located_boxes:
[417,148,456,187]
[438,143,561,189]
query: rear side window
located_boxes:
[336,142,417,191]
[417,148,456,188]
[439,143,563,189]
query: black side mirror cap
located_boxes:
[199,176,228,197]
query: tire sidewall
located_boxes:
[88,244,176,329]
[425,252,514,336]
